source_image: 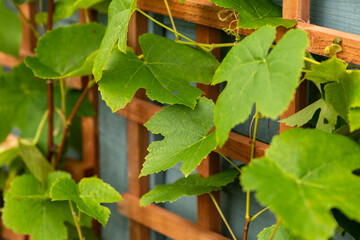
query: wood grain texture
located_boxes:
[283,0,310,22]
[19,2,37,53]
[137,0,360,65]
[117,97,268,164]
[118,193,230,240]
[127,12,151,240]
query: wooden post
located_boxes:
[196,24,221,233]
[127,11,151,240]
[280,0,310,132]
[19,2,37,53]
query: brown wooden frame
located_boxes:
[0,0,359,239]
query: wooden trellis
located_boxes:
[1,0,360,239]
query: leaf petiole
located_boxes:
[176,40,236,50]
[32,110,49,145]
[249,206,270,222]
[163,0,178,40]
[269,218,282,240]
[11,0,40,39]
[303,56,320,65]
[216,150,243,173]
[209,193,237,240]
[69,200,83,240]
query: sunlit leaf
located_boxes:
[305,57,347,84]
[213,26,308,146]
[141,98,217,177]
[241,128,360,240]
[279,99,339,132]
[99,34,218,110]
[258,223,302,240]
[140,168,238,206]
[25,23,105,79]
[93,0,136,81]
[50,176,122,226]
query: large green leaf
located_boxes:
[305,57,347,84]
[0,63,47,142]
[25,23,106,79]
[325,70,360,132]
[93,0,136,81]
[279,99,339,132]
[99,34,219,110]
[18,139,53,184]
[208,0,296,29]
[140,168,239,206]
[258,223,302,240]
[2,172,86,240]
[141,98,217,177]
[50,176,122,226]
[0,0,22,57]
[241,128,360,240]
[213,26,308,146]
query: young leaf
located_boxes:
[141,97,217,177]
[140,168,239,206]
[0,63,47,142]
[0,0,22,57]
[241,128,360,240]
[305,57,347,84]
[50,176,123,227]
[18,139,53,184]
[325,70,360,132]
[93,0,136,81]
[213,26,308,146]
[99,34,218,110]
[258,223,302,240]
[2,172,82,240]
[279,99,339,132]
[25,23,106,79]
[208,0,297,29]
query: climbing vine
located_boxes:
[0,0,359,240]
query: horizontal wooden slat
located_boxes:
[0,49,34,69]
[138,0,360,65]
[118,193,230,240]
[117,97,268,163]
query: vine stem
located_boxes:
[269,218,282,240]
[69,200,83,240]
[250,206,270,222]
[176,40,236,50]
[303,56,320,65]
[209,193,237,240]
[46,0,55,162]
[32,110,49,145]
[60,78,66,114]
[163,0,178,40]
[216,150,242,173]
[55,80,95,169]
[244,104,262,240]
[136,8,208,51]
[11,0,40,39]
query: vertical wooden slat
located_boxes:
[196,24,222,233]
[280,0,310,132]
[127,11,150,240]
[19,2,37,53]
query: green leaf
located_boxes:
[2,172,79,240]
[208,0,297,29]
[25,23,106,79]
[99,34,218,110]
[0,0,22,57]
[141,98,217,177]
[53,0,76,23]
[73,0,105,9]
[241,128,360,240]
[50,176,122,226]
[93,0,136,81]
[325,71,360,132]
[279,99,339,132]
[305,57,347,84]
[258,223,302,240]
[140,168,239,206]
[18,139,53,184]
[0,147,20,168]
[0,63,47,142]
[213,26,308,146]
